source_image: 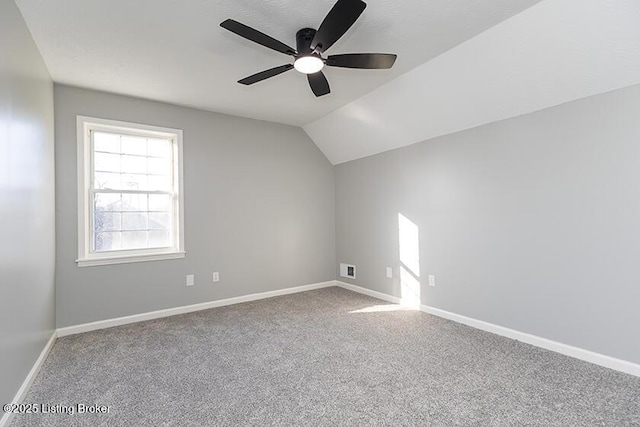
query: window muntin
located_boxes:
[77,117,184,266]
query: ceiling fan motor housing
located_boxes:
[296,28,318,57]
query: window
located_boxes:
[77,116,184,266]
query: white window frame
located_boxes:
[76,116,185,267]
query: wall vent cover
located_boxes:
[340,263,356,279]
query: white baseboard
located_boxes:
[3,281,335,426]
[0,331,57,427]
[419,304,640,377]
[335,281,640,378]
[336,281,402,304]
[57,280,336,337]
[5,278,636,427]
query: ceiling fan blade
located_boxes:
[311,0,366,53]
[307,71,331,97]
[238,64,294,85]
[326,53,397,69]
[221,19,296,56]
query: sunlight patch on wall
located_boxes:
[399,213,421,307]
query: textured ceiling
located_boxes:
[305,0,640,164]
[15,0,541,126]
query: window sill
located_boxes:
[76,251,186,267]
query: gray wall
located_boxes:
[335,84,640,364]
[54,85,335,328]
[0,1,55,407]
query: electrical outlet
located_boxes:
[386,267,393,278]
[186,274,195,287]
[212,272,220,283]
[428,275,436,287]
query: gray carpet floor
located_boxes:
[10,287,640,426]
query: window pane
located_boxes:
[149,230,171,248]
[121,231,148,249]
[94,212,122,232]
[94,172,122,189]
[91,192,169,252]
[149,194,171,211]
[95,231,122,252]
[149,212,171,230]
[121,155,147,174]
[94,193,121,211]
[148,157,171,175]
[122,212,148,230]
[148,175,171,192]
[93,132,120,153]
[121,135,147,156]
[121,193,148,212]
[121,173,148,191]
[94,152,121,173]
[147,138,172,158]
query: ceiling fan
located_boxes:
[220,0,397,97]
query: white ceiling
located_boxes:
[305,0,640,164]
[15,0,540,126]
[17,0,637,166]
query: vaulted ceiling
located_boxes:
[16,0,640,164]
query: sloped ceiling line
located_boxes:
[304,0,640,164]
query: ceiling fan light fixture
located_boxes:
[294,56,324,74]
